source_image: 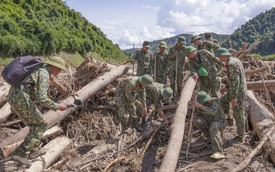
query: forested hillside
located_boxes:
[0,0,127,61]
[223,7,275,56]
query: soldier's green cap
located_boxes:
[161,86,173,100]
[177,36,187,44]
[184,46,197,55]
[138,74,153,86]
[204,32,212,39]
[143,41,150,48]
[216,47,231,57]
[197,66,208,77]
[191,35,201,43]
[197,91,212,104]
[44,56,66,70]
[159,41,167,48]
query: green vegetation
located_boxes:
[261,54,275,61]
[0,0,127,63]
[222,7,275,56]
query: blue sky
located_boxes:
[65,0,275,49]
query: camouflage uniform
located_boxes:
[154,51,169,84]
[9,66,58,156]
[197,41,220,55]
[220,57,247,137]
[115,77,146,125]
[146,82,165,110]
[134,49,153,76]
[167,45,186,96]
[194,98,226,153]
[189,49,223,97]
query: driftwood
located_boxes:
[245,66,269,76]
[231,125,275,172]
[159,77,196,172]
[247,90,275,163]
[0,82,10,104]
[0,103,11,122]
[0,65,130,157]
[0,126,63,158]
[25,136,72,172]
[246,80,275,90]
[237,41,260,59]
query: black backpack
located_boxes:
[1,55,44,87]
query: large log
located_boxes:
[0,65,129,157]
[0,103,11,122]
[247,90,275,163]
[247,80,275,90]
[25,136,72,172]
[0,82,10,104]
[159,77,196,172]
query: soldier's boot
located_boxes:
[132,118,144,132]
[141,117,148,130]
[28,148,47,159]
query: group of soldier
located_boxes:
[115,33,247,160]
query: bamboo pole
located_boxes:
[0,66,130,157]
[159,77,196,172]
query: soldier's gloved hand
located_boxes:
[58,103,68,111]
[192,72,198,82]
[230,99,238,107]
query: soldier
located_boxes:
[167,36,187,97]
[115,74,153,132]
[217,48,247,139]
[189,91,226,159]
[184,46,224,97]
[8,56,68,163]
[146,82,173,127]
[153,41,169,84]
[191,34,220,55]
[134,41,153,76]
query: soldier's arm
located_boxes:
[124,84,137,103]
[35,68,58,111]
[200,100,219,116]
[204,50,224,67]
[227,64,240,100]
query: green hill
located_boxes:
[0,0,127,62]
[223,7,275,56]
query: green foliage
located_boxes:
[222,7,275,56]
[261,54,275,61]
[0,0,127,63]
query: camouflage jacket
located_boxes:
[134,49,153,76]
[197,41,220,55]
[196,98,226,122]
[115,76,146,107]
[146,82,165,109]
[225,57,247,100]
[153,51,169,81]
[167,45,186,73]
[189,49,223,80]
[9,66,58,110]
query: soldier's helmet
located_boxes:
[197,91,212,104]
[184,46,197,55]
[161,87,173,100]
[44,56,66,70]
[159,41,167,48]
[204,32,212,39]
[216,47,232,57]
[191,35,201,43]
[177,36,187,44]
[138,74,153,86]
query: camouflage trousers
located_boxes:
[220,93,246,137]
[193,116,226,152]
[168,70,183,97]
[115,97,138,126]
[199,76,221,98]
[9,88,46,156]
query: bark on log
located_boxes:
[247,90,275,163]
[0,103,11,122]
[0,82,10,104]
[25,136,72,172]
[247,80,275,90]
[159,77,197,172]
[245,66,269,76]
[0,65,130,157]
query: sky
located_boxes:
[65,0,275,50]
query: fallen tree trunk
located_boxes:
[247,80,275,90]
[245,66,269,76]
[25,136,72,172]
[0,65,130,157]
[0,103,11,122]
[247,90,275,163]
[159,77,196,172]
[0,82,10,104]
